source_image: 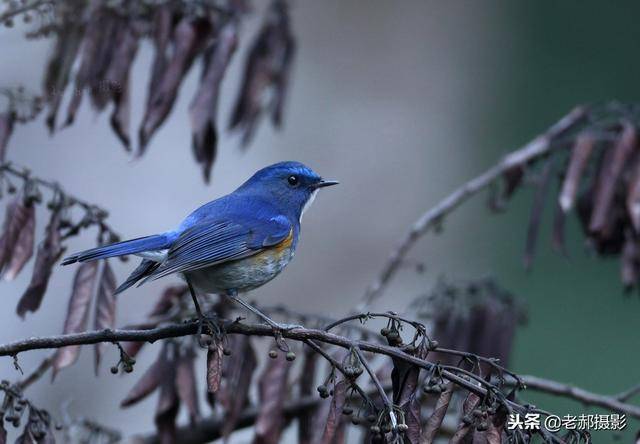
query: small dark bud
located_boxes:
[124,365,133,373]
[342,406,353,415]
[7,185,16,194]
[223,348,232,356]
[285,351,296,361]
[351,417,359,425]
[268,349,278,359]
[110,366,118,374]
[317,384,329,398]
[398,423,409,432]
[477,421,488,432]
[367,414,377,423]
[380,328,390,336]
[129,358,136,365]
[370,426,380,434]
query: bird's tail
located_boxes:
[61,234,172,265]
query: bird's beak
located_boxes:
[313,179,339,189]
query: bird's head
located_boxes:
[238,161,338,220]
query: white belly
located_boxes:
[185,249,292,294]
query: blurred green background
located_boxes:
[477,2,640,441]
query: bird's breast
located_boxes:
[186,229,295,293]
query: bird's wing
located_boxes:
[140,214,292,283]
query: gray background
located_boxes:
[1,1,639,441]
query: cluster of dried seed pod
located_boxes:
[488,103,640,291]
[0,0,296,182]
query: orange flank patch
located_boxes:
[273,228,294,253]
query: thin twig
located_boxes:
[16,354,54,390]
[361,106,588,308]
[353,346,398,431]
[0,162,109,215]
[0,0,53,23]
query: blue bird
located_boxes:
[62,161,338,331]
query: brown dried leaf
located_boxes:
[155,348,179,444]
[253,352,291,444]
[43,24,83,132]
[627,159,640,232]
[319,379,348,444]
[65,8,121,125]
[176,347,200,422]
[487,166,524,212]
[559,132,596,212]
[94,260,117,373]
[0,196,34,272]
[590,122,638,234]
[220,336,257,439]
[189,21,238,182]
[449,392,481,444]
[524,159,554,269]
[298,345,319,444]
[149,285,188,318]
[106,21,141,151]
[621,230,640,290]
[51,261,99,379]
[206,341,223,394]
[16,208,64,318]
[229,1,295,146]
[484,420,502,444]
[139,17,212,153]
[405,393,422,444]
[2,200,35,281]
[121,344,171,407]
[551,199,567,256]
[147,5,175,101]
[0,111,14,162]
[422,381,454,444]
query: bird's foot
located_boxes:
[195,312,223,348]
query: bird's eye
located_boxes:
[287,175,299,187]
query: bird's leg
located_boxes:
[225,290,302,332]
[186,279,221,346]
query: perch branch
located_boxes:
[2,319,639,420]
[362,106,588,307]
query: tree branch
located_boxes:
[361,106,588,307]
[517,375,640,419]
[2,318,639,422]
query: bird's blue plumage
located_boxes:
[62,161,337,297]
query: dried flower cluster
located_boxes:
[0,0,295,182]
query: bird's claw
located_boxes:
[195,313,223,348]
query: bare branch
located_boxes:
[517,375,640,419]
[362,106,588,307]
